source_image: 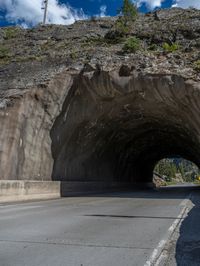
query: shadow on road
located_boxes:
[175,189,200,266]
[61,184,200,200]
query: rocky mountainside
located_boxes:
[0,8,200,182]
[1,7,200,88]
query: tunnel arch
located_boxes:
[50,69,200,186]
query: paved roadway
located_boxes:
[0,185,199,266]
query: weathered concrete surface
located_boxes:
[0,187,197,266]
[0,181,60,203]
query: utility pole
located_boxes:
[42,0,48,25]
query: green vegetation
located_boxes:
[155,159,177,182]
[115,18,129,36]
[162,42,179,53]
[0,46,10,59]
[122,37,140,53]
[148,43,158,51]
[70,49,78,60]
[193,60,200,71]
[116,0,138,34]
[119,0,138,25]
[15,55,44,63]
[4,28,19,40]
[155,158,199,183]
[165,180,178,186]
[83,36,109,47]
[0,46,11,64]
[104,26,125,44]
[104,0,138,43]
[194,179,200,185]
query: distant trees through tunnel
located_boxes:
[153,158,200,187]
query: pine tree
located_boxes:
[121,0,137,21]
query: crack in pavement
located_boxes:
[0,239,153,250]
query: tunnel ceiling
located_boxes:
[50,67,200,184]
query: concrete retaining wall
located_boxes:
[0,180,155,203]
[0,181,60,203]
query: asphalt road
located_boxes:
[0,186,199,266]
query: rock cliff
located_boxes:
[0,8,200,182]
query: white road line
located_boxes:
[144,193,192,266]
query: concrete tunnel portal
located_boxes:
[50,69,200,187]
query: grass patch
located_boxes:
[15,55,45,62]
[193,180,200,185]
[165,181,178,186]
[83,36,110,47]
[0,46,11,64]
[162,42,179,53]
[0,58,10,65]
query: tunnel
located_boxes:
[50,67,200,186]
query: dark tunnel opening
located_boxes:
[50,71,200,187]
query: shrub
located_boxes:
[4,28,18,40]
[70,49,78,60]
[115,17,129,35]
[148,43,158,51]
[193,60,200,71]
[122,37,140,53]
[104,16,131,44]
[0,46,10,58]
[84,36,107,46]
[162,42,179,53]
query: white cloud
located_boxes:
[0,0,87,27]
[172,0,200,8]
[99,5,107,17]
[136,0,164,10]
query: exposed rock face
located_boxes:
[0,71,72,180]
[0,8,200,183]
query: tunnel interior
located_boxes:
[50,70,200,185]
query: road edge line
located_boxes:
[144,193,192,266]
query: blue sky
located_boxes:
[0,0,199,27]
[67,0,173,15]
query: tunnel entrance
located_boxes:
[153,158,200,187]
[50,70,200,188]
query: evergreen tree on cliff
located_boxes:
[120,0,138,25]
